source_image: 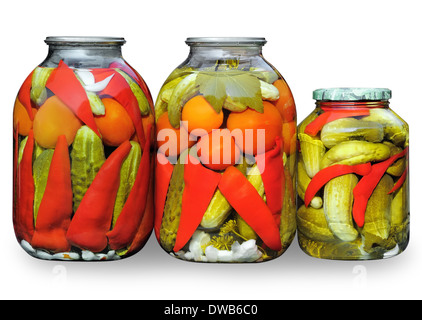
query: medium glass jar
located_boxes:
[297,88,409,260]
[13,36,155,261]
[154,37,297,263]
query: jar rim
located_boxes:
[185,37,267,46]
[313,87,392,101]
[45,36,126,46]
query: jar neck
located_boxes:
[41,44,123,68]
[186,45,263,68]
[317,100,389,110]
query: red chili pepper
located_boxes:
[154,152,174,241]
[352,147,408,227]
[108,61,154,108]
[218,166,282,251]
[255,137,285,225]
[107,126,152,250]
[46,61,99,136]
[31,135,73,252]
[66,140,132,252]
[173,155,222,252]
[304,162,373,207]
[126,167,155,255]
[389,166,408,194]
[95,69,146,148]
[304,109,370,136]
[14,130,35,243]
[17,70,35,121]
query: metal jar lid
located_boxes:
[313,87,392,101]
[45,36,126,46]
[185,37,267,46]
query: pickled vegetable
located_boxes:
[155,38,297,262]
[297,88,409,260]
[13,41,155,261]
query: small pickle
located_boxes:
[297,156,323,209]
[363,108,408,146]
[298,133,325,178]
[297,205,335,242]
[70,126,106,212]
[320,141,391,169]
[236,164,264,240]
[280,168,297,246]
[323,174,359,242]
[320,118,384,148]
[159,150,188,252]
[33,149,54,223]
[112,141,142,228]
[383,141,406,177]
[30,67,54,106]
[362,174,394,252]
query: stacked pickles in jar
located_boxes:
[297,88,409,260]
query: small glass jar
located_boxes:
[154,37,297,263]
[297,88,409,260]
[13,36,155,261]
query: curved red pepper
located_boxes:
[353,147,408,227]
[154,152,174,241]
[389,166,408,194]
[218,166,282,251]
[255,137,284,225]
[96,69,146,148]
[304,162,373,207]
[15,130,35,243]
[46,61,99,136]
[305,109,370,136]
[66,141,132,252]
[107,126,152,250]
[31,135,73,252]
[173,155,222,252]
[13,123,19,224]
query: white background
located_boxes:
[1,0,421,300]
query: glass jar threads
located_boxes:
[13,36,155,261]
[154,37,297,263]
[297,88,409,260]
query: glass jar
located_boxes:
[13,36,155,261]
[154,37,297,263]
[297,88,409,260]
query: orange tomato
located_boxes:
[272,79,296,123]
[13,98,37,136]
[33,95,82,148]
[227,101,283,155]
[282,121,297,156]
[197,129,240,171]
[94,98,135,147]
[156,112,194,158]
[181,95,224,136]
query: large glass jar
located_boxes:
[13,36,155,261]
[297,88,409,260]
[154,37,297,263]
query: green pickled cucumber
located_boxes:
[236,164,264,240]
[362,174,394,252]
[18,137,44,164]
[112,141,142,228]
[280,168,297,246]
[159,150,188,252]
[33,149,54,223]
[297,205,335,242]
[70,126,106,212]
